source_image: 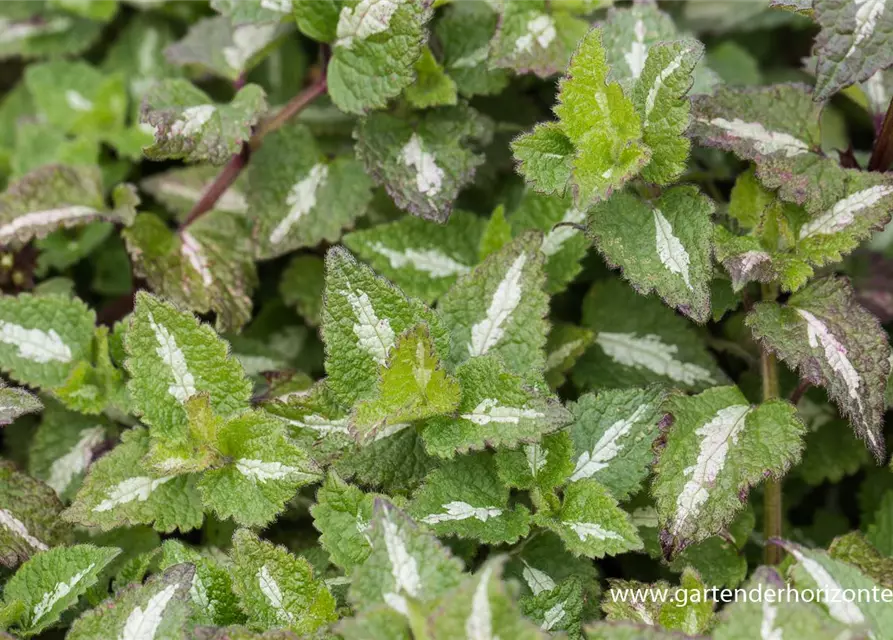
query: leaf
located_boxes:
[544,323,594,389]
[812,0,893,100]
[140,166,248,219]
[0,293,95,390]
[420,355,571,459]
[165,16,287,81]
[125,292,252,469]
[141,79,267,165]
[230,529,337,635]
[508,191,589,294]
[566,387,666,501]
[552,26,650,206]
[0,10,102,61]
[409,452,531,544]
[335,427,439,495]
[428,557,546,640]
[437,233,548,377]
[354,105,489,223]
[198,409,322,528]
[349,499,464,615]
[0,461,72,569]
[1,544,120,636]
[478,205,513,261]
[327,0,432,114]
[279,255,325,326]
[632,40,703,185]
[573,279,728,392]
[353,324,461,443]
[247,122,373,259]
[535,479,642,558]
[586,187,715,323]
[66,563,196,640]
[63,427,205,533]
[747,276,891,460]
[405,46,458,109]
[293,0,341,42]
[495,431,575,495]
[311,472,379,573]
[796,414,869,486]
[490,0,590,78]
[321,246,450,407]
[435,1,509,97]
[656,569,714,634]
[511,123,575,197]
[519,576,585,636]
[652,386,805,554]
[830,532,893,590]
[0,384,41,426]
[0,165,137,247]
[123,211,259,332]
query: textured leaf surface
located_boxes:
[511,123,575,197]
[495,431,575,495]
[586,187,715,323]
[0,385,41,427]
[747,277,891,460]
[544,323,594,389]
[405,46,457,109]
[436,1,509,97]
[335,427,438,495]
[311,472,379,573]
[652,386,805,554]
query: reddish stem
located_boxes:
[868,94,893,172]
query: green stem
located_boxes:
[760,284,783,565]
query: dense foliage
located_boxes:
[1,0,893,638]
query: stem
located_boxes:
[760,283,784,565]
[180,71,328,230]
[868,94,893,172]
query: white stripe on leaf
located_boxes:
[789,548,866,625]
[222,24,277,71]
[845,0,886,59]
[93,476,175,512]
[269,163,328,245]
[540,208,585,257]
[369,242,471,277]
[401,134,445,198]
[542,601,567,631]
[47,426,105,495]
[596,332,716,386]
[700,117,810,157]
[798,185,893,240]
[521,560,556,595]
[461,398,544,425]
[235,459,315,483]
[0,321,72,364]
[343,288,395,366]
[65,90,93,112]
[381,510,422,601]
[257,565,295,624]
[180,232,213,287]
[147,312,196,403]
[643,48,692,123]
[120,583,179,640]
[0,205,101,243]
[570,404,652,481]
[514,14,556,54]
[625,19,648,80]
[168,105,215,138]
[31,564,95,624]
[336,0,402,49]
[468,252,527,357]
[420,501,503,525]
[653,208,693,291]
[284,414,350,436]
[760,598,782,640]
[567,521,625,542]
[465,564,495,640]
[0,508,48,551]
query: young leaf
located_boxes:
[198,410,322,528]
[321,246,450,407]
[586,187,715,323]
[573,279,728,392]
[327,0,432,114]
[478,205,513,261]
[405,46,458,109]
[0,384,41,426]
[342,210,485,304]
[353,324,461,443]
[567,387,666,501]
[420,355,571,459]
[544,323,594,389]
[247,122,373,259]
[349,499,464,615]
[410,452,531,544]
[354,105,489,223]
[632,40,703,185]
[0,165,136,247]
[495,431,575,495]
[64,427,204,533]
[435,1,509,97]
[230,529,337,635]
[1,544,120,636]
[511,123,575,197]
[437,233,548,377]
[747,276,891,460]
[311,472,379,573]
[141,79,267,165]
[66,563,196,640]
[534,479,642,558]
[652,386,805,554]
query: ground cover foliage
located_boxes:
[1,0,893,638]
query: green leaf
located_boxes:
[66,563,196,640]
[0,293,95,389]
[437,233,548,377]
[632,40,703,185]
[519,575,585,636]
[728,166,773,230]
[279,255,325,326]
[321,246,450,407]
[141,79,267,165]
[420,355,571,458]
[63,427,204,533]
[140,166,248,219]
[535,479,642,558]
[495,431,575,495]
[586,187,715,323]
[0,165,136,248]
[478,205,513,261]
[349,499,464,615]
[354,105,489,223]
[573,279,728,392]
[335,427,439,496]
[511,123,575,197]
[230,529,338,635]
[343,211,485,305]
[1,544,120,636]
[830,532,893,590]
[812,0,893,100]
[652,386,805,554]
[165,16,287,81]
[0,9,102,61]
[0,384,41,426]
[311,472,379,573]
[353,324,461,443]
[198,409,322,528]
[327,0,432,114]
[601,577,670,626]
[293,0,341,42]
[125,292,252,469]
[213,0,294,24]
[545,323,594,389]
[747,276,891,460]
[428,557,546,640]
[101,17,182,107]
[410,452,531,544]
[567,387,666,501]
[124,211,258,332]
[656,568,714,634]
[435,1,509,98]
[489,0,589,78]
[0,461,72,569]
[247,122,373,259]
[796,412,869,486]
[405,46,458,109]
